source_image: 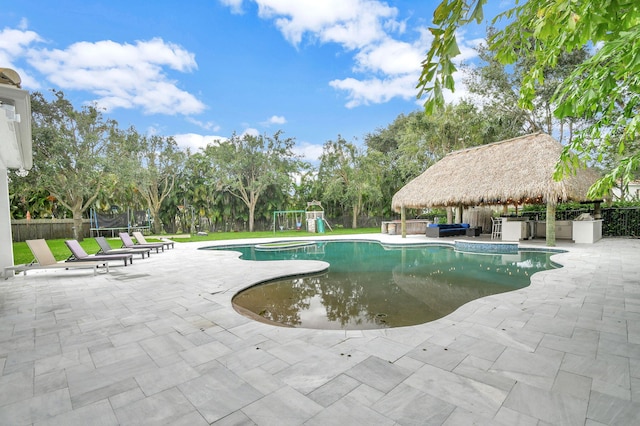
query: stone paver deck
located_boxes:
[1,234,639,425]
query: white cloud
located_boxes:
[26,37,205,115]
[254,0,398,49]
[293,141,324,163]
[241,127,260,137]
[329,73,418,108]
[0,27,43,88]
[455,31,484,62]
[262,115,287,126]
[235,1,431,108]
[0,27,41,56]
[225,1,481,110]
[333,28,481,107]
[173,133,227,152]
[353,38,423,75]
[219,0,245,14]
[186,117,221,131]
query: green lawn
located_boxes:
[12,228,380,264]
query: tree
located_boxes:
[30,91,115,241]
[290,162,316,211]
[119,127,185,234]
[175,151,217,233]
[418,0,640,197]
[318,136,382,228]
[463,38,591,143]
[205,131,301,232]
[7,170,52,219]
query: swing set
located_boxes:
[272,201,333,233]
[272,210,306,232]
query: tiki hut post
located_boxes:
[401,205,406,238]
[455,204,463,223]
[546,201,557,247]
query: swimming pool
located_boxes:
[207,240,561,330]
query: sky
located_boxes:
[1,0,502,163]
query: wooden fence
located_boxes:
[10,206,640,240]
[11,219,91,242]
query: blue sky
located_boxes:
[1,0,498,162]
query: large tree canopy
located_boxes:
[318,136,383,228]
[204,131,301,232]
[418,0,640,197]
[120,129,185,234]
[463,37,590,144]
[30,90,115,240]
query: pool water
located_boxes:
[208,241,560,330]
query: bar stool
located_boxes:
[491,217,502,240]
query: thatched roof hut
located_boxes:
[392,133,599,212]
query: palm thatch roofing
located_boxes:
[392,133,599,212]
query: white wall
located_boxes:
[611,182,640,201]
[0,168,15,277]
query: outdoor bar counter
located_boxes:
[501,217,599,242]
[381,219,432,235]
[501,217,532,241]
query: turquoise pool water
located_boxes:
[207,241,560,330]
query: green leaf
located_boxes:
[429,27,444,37]
[444,38,461,57]
[618,140,626,155]
[469,0,486,23]
[433,1,453,23]
[444,75,456,90]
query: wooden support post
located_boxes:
[455,204,462,223]
[401,206,406,238]
[446,206,453,224]
[546,202,556,247]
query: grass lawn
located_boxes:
[11,228,380,265]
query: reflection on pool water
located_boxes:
[206,241,561,330]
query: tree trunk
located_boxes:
[152,208,163,234]
[72,208,84,242]
[352,204,358,229]
[546,202,556,247]
[351,193,363,229]
[248,205,255,232]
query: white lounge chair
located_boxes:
[4,239,109,279]
[95,236,150,259]
[119,232,163,253]
[132,231,174,249]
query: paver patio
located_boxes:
[1,234,639,425]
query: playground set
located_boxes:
[272,200,332,233]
